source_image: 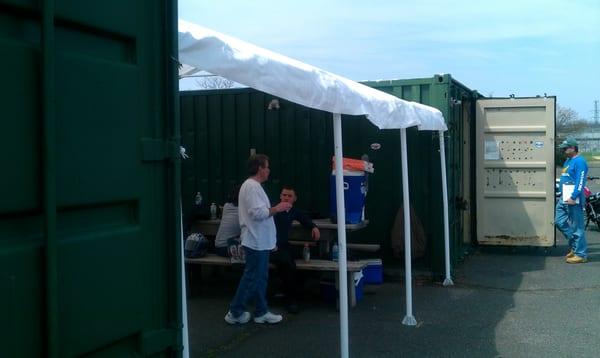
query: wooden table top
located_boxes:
[196,218,368,231]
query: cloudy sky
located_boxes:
[179,0,599,120]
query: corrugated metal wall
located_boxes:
[181,75,477,275]
[181,90,336,216]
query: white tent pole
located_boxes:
[333,113,350,358]
[439,131,454,286]
[400,128,417,326]
[179,203,190,358]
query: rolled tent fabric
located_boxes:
[178,19,447,132]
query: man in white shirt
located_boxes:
[225,154,292,324]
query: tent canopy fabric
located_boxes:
[178,19,447,132]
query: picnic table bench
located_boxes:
[185,254,368,307]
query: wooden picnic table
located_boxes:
[194,218,370,258]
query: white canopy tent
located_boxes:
[178,19,454,358]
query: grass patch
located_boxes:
[581,152,600,162]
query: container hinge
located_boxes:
[139,328,182,355]
[141,138,179,162]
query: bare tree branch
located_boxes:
[194,76,235,89]
[555,104,588,165]
[556,104,585,135]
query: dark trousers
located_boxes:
[270,245,298,302]
[215,246,229,257]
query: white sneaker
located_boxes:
[253,311,283,324]
[224,311,251,324]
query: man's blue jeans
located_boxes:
[229,246,270,317]
[555,201,587,258]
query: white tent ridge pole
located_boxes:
[439,131,454,286]
[400,128,417,326]
[333,113,350,358]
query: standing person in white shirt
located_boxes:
[225,154,292,324]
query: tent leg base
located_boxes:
[443,278,454,286]
[402,315,417,326]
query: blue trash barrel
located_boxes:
[329,170,366,224]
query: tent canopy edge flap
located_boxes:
[177,19,447,132]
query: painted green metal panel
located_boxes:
[180,75,478,275]
[0,1,181,357]
[181,89,331,217]
[363,75,478,274]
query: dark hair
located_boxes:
[227,185,241,206]
[247,154,269,176]
[574,146,579,153]
[281,185,296,194]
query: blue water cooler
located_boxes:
[329,170,366,224]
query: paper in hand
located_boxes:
[562,184,580,204]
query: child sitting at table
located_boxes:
[214,185,243,262]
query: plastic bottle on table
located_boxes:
[332,243,339,262]
[210,203,217,219]
[303,244,310,262]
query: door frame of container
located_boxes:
[462,97,473,245]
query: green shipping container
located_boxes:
[362,75,479,275]
[180,74,478,276]
[0,1,182,357]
